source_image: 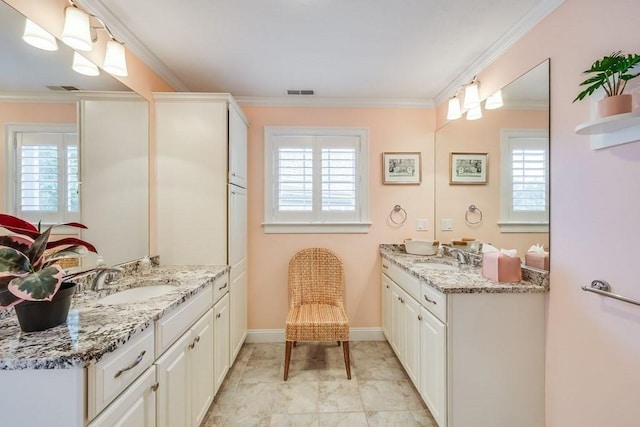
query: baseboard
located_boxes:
[246,327,385,343]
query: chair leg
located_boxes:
[342,341,351,380]
[284,341,293,381]
[337,341,341,346]
[293,341,297,347]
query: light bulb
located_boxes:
[447,97,462,120]
[463,82,480,109]
[62,7,93,51]
[103,40,128,77]
[466,105,482,120]
[72,52,100,76]
[23,19,58,51]
[485,89,503,109]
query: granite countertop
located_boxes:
[380,244,549,294]
[0,265,228,370]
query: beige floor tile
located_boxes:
[318,412,368,427]
[358,380,425,412]
[352,356,407,381]
[269,413,319,426]
[240,358,282,383]
[219,413,271,426]
[280,357,322,382]
[366,410,419,426]
[319,380,363,413]
[251,342,284,360]
[272,381,320,414]
[412,409,438,427]
[227,382,278,416]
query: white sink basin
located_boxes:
[415,263,459,271]
[98,285,177,305]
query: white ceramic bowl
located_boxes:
[404,239,438,256]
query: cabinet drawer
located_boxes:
[88,326,155,420]
[421,281,447,323]
[212,273,229,304]
[382,259,420,301]
[156,284,213,356]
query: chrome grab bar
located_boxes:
[581,280,640,307]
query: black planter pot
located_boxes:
[14,282,77,332]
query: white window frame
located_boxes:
[263,126,370,233]
[498,128,549,233]
[4,123,80,227]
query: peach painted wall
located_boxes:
[434,108,549,256]
[245,107,435,329]
[454,0,640,424]
[0,102,77,211]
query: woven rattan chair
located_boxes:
[284,248,351,381]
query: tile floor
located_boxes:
[201,341,437,426]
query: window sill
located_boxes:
[263,222,372,234]
[497,222,549,233]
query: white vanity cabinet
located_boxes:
[419,306,446,427]
[228,185,248,363]
[389,278,421,386]
[213,292,230,391]
[381,273,393,341]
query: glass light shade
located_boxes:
[463,82,480,109]
[485,89,504,109]
[447,97,462,120]
[72,52,100,76]
[62,7,93,51]
[23,19,58,51]
[103,40,128,76]
[466,105,483,120]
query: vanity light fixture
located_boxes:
[72,51,100,76]
[463,79,480,109]
[485,89,504,109]
[102,40,128,77]
[447,96,462,120]
[466,104,483,120]
[22,19,58,51]
[61,6,93,51]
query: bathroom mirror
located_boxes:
[0,0,150,266]
[434,59,550,260]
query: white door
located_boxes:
[228,186,247,267]
[403,293,421,386]
[228,103,247,188]
[420,306,447,427]
[229,185,248,362]
[155,333,191,427]
[214,293,231,392]
[190,309,215,427]
[381,273,393,341]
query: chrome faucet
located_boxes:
[449,248,466,264]
[91,267,124,291]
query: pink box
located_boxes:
[525,252,549,270]
[482,252,522,282]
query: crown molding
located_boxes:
[235,96,433,109]
[434,0,566,107]
[0,92,79,103]
[77,0,190,91]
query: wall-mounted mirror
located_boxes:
[434,59,550,263]
[0,0,149,266]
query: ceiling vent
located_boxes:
[46,85,79,91]
[286,89,315,95]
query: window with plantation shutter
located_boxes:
[5,124,80,225]
[264,127,370,233]
[499,129,549,233]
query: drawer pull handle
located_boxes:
[151,382,160,392]
[424,295,437,305]
[382,265,389,269]
[218,283,228,291]
[216,312,222,319]
[418,315,423,321]
[114,350,146,378]
[189,336,201,350]
[385,285,390,289]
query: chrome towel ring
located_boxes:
[389,204,407,224]
[465,204,483,225]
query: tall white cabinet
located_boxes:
[154,93,249,366]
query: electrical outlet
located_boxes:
[441,219,454,231]
[416,218,428,231]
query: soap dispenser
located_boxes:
[140,255,152,275]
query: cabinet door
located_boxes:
[190,309,215,427]
[420,307,447,427]
[228,103,247,188]
[381,273,393,341]
[214,293,230,393]
[230,264,247,363]
[403,293,421,386]
[88,366,157,427]
[156,333,191,427]
[390,283,405,360]
[228,185,247,267]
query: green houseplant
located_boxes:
[573,51,640,117]
[0,213,97,331]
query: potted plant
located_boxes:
[573,51,640,118]
[0,213,97,332]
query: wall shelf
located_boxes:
[575,111,640,150]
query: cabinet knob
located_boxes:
[216,312,222,319]
[424,295,437,305]
[418,315,423,321]
[382,265,389,269]
[151,382,160,392]
[386,284,390,289]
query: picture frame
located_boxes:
[449,152,488,184]
[382,152,421,184]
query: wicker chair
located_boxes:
[284,248,351,381]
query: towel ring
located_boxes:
[465,204,483,225]
[389,204,407,225]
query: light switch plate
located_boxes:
[416,218,428,231]
[441,219,454,231]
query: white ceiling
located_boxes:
[79,0,563,106]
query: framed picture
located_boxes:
[382,152,421,184]
[450,152,488,184]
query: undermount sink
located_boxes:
[98,285,177,305]
[414,262,459,271]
